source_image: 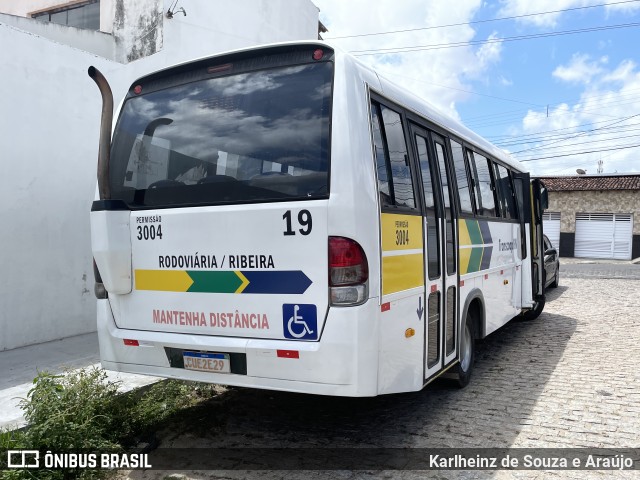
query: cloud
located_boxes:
[552,54,607,84]
[313,0,504,119]
[312,1,640,175]
[498,75,513,86]
[476,32,503,69]
[497,0,640,27]
[511,58,640,174]
[497,0,591,27]
[604,0,640,13]
[602,59,637,83]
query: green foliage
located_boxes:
[20,369,125,451]
[0,368,220,480]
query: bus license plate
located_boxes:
[183,351,230,374]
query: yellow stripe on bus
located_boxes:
[381,213,423,251]
[382,253,424,295]
[458,220,472,274]
[459,246,472,275]
[135,269,194,292]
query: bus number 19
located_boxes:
[283,210,312,236]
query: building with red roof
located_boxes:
[536,174,640,260]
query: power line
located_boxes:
[495,123,640,147]
[464,95,640,129]
[518,142,640,161]
[351,22,640,55]
[465,87,640,124]
[326,0,640,39]
[379,73,640,118]
[502,114,640,154]
[515,132,640,154]
[486,111,640,140]
[485,117,631,141]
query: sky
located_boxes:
[313,0,640,176]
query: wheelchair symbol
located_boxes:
[283,304,317,340]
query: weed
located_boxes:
[0,368,221,480]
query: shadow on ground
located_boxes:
[123,305,578,478]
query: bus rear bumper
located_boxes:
[97,299,379,397]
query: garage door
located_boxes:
[575,213,633,260]
[542,212,561,251]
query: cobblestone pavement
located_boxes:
[560,262,640,280]
[122,277,640,480]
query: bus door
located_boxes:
[531,178,547,298]
[411,125,458,380]
[512,173,546,307]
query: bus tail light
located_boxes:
[329,237,368,306]
[93,259,108,299]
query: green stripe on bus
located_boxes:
[186,271,243,293]
[468,247,483,273]
[466,220,483,245]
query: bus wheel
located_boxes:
[520,295,546,321]
[455,311,476,388]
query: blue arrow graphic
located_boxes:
[417,296,424,320]
[242,271,313,294]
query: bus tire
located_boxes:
[455,310,476,388]
[520,295,546,321]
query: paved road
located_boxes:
[560,262,640,280]
[121,277,640,479]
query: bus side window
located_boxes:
[491,161,506,218]
[415,134,440,279]
[434,139,457,275]
[450,140,474,214]
[497,165,518,219]
[370,101,416,209]
[380,106,416,209]
[469,151,497,217]
[370,103,392,206]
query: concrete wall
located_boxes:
[548,190,640,234]
[0,0,320,351]
[112,0,162,63]
[0,13,115,58]
[0,0,73,17]
[0,0,118,33]
[0,22,116,351]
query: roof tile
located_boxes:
[536,175,640,191]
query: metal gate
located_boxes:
[542,212,561,251]
[575,213,633,260]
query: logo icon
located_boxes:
[7,450,39,468]
[283,304,317,340]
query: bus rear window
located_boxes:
[109,62,333,208]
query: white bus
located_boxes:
[89,41,547,397]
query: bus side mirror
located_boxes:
[540,187,549,210]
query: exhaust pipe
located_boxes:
[88,66,113,200]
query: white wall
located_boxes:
[0,0,69,16]
[0,0,319,351]
[0,22,116,351]
[0,0,118,33]
[0,14,115,58]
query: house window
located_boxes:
[32,1,100,31]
